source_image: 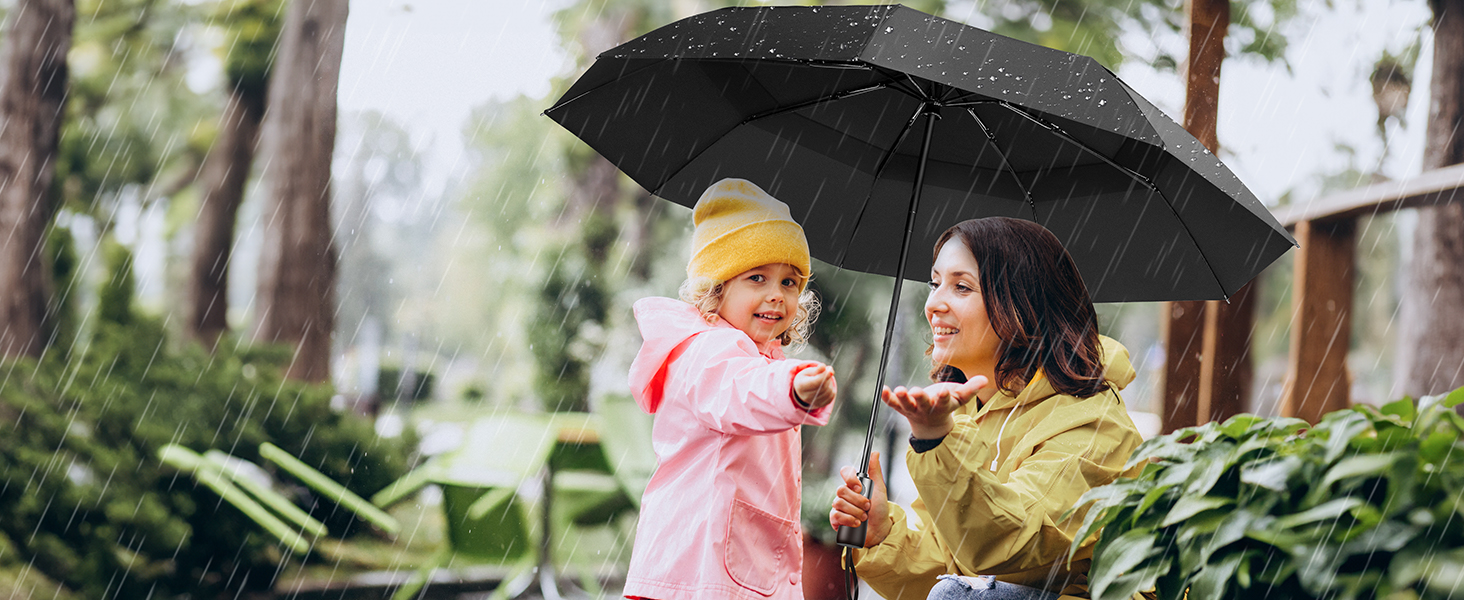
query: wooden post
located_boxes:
[1163,0,1231,432]
[1200,283,1254,424]
[1162,301,1206,433]
[1282,219,1355,423]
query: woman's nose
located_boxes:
[925,290,944,313]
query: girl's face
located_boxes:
[926,238,1002,379]
[717,263,803,350]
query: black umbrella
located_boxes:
[546,3,1295,548]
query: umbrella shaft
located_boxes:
[859,106,938,478]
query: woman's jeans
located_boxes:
[927,575,1061,600]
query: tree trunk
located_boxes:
[1163,0,1230,432]
[0,0,74,359]
[187,84,266,349]
[251,0,348,382]
[1397,0,1464,397]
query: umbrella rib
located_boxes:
[740,81,892,126]
[997,102,1232,301]
[543,58,671,115]
[944,99,1003,108]
[963,107,1039,222]
[833,104,926,267]
[865,64,937,102]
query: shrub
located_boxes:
[1070,388,1464,600]
[0,317,411,598]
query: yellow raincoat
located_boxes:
[854,336,1144,600]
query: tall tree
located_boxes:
[1395,0,1464,397]
[252,0,348,382]
[0,0,75,359]
[187,0,281,348]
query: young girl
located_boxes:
[624,178,838,600]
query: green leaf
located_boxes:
[1096,555,1168,600]
[1199,504,1264,560]
[1273,497,1365,529]
[1240,455,1303,492]
[1069,501,1134,563]
[1318,411,1373,464]
[1090,530,1158,600]
[1389,545,1435,589]
[1340,519,1418,556]
[1236,548,1260,589]
[1185,441,1238,496]
[1382,453,1419,518]
[1072,476,1151,510]
[1125,431,1204,470]
[1320,453,1400,490]
[1133,484,1178,527]
[1190,550,1245,600]
[1163,495,1234,528]
[1444,386,1464,409]
[1295,541,1348,595]
[1419,428,1460,464]
[1381,397,1418,423]
[1219,414,1267,439]
[1175,505,1229,544]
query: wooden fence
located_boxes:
[1161,162,1464,428]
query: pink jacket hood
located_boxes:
[629,296,788,414]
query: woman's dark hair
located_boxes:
[928,217,1108,398]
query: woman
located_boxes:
[829,217,1145,600]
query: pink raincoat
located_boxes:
[623,297,833,600]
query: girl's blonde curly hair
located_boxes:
[678,276,821,349]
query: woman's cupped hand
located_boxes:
[881,376,988,440]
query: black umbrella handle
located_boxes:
[835,474,873,548]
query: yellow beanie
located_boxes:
[688,178,811,289]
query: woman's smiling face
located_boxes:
[717,263,803,350]
[926,238,1001,379]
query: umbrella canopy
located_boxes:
[546,3,1295,303]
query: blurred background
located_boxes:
[0,0,1446,597]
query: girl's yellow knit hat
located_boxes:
[688,178,811,289]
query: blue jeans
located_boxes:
[927,575,1061,600]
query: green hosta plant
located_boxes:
[1068,387,1464,600]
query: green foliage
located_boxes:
[1070,388,1464,600]
[0,315,411,597]
[530,215,615,413]
[949,0,1298,71]
[97,239,136,326]
[59,0,214,218]
[377,366,436,402]
[211,0,284,95]
[44,224,81,356]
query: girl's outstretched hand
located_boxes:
[830,452,889,548]
[794,364,838,410]
[881,376,988,440]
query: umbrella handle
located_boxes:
[835,474,873,548]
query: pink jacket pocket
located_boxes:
[723,498,798,596]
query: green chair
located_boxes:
[374,413,557,599]
[156,443,402,556]
[594,393,657,509]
